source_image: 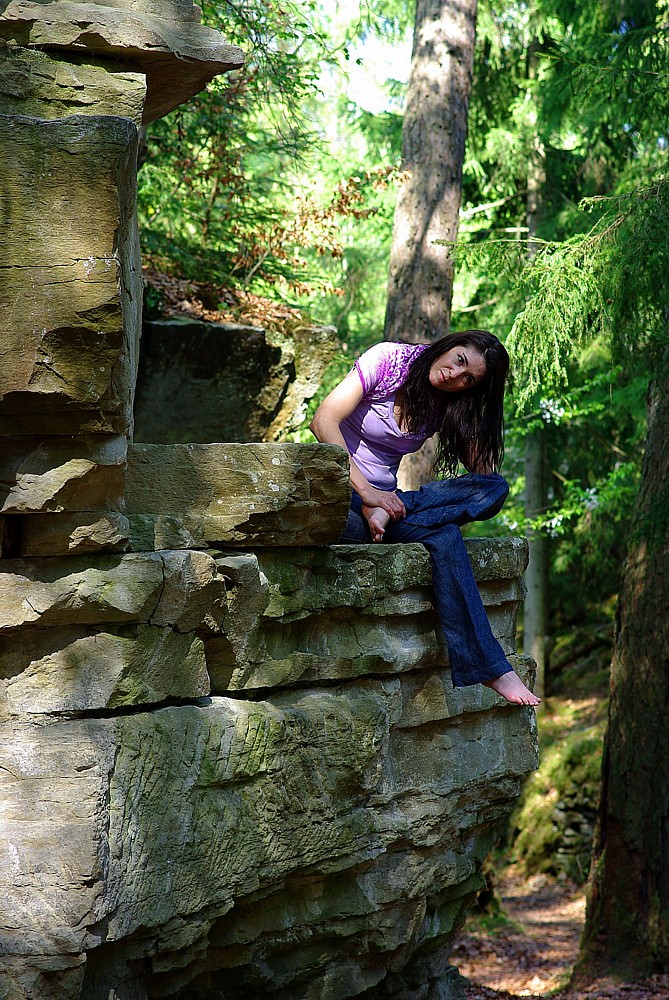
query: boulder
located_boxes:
[0,113,141,437]
[133,319,339,444]
[0,0,245,122]
[0,686,537,998]
[126,442,351,546]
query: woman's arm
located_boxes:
[310,370,406,519]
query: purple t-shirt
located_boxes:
[340,342,436,491]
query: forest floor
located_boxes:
[452,866,669,1000]
[450,622,669,999]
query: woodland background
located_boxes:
[137,0,669,991]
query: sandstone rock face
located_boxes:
[0,436,128,514]
[0,0,245,121]
[0,113,141,437]
[0,549,224,715]
[18,511,131,556]
[133,318,339,445]
[0,537,537,1000]
[0,39,147,122]
[126,442,352,547]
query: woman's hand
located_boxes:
[357,485,406,520]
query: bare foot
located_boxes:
[362,505,390,543]
[483,671,541,706]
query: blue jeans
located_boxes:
[339,474,513,687]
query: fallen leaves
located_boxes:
[143,267,303,334]
[455,870,669,1000]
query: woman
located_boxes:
[310,330,540,707]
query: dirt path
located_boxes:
[451,870,669,1000]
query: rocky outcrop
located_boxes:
[133,319,339,444]
[0,537,537,1000]
[0,4,539,998]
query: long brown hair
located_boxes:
[396,330,509,476]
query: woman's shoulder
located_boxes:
[355,342,428,396]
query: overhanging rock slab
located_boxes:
[0,0,245,122]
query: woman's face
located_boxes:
[428,345,486,393]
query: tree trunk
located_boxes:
[389,0,478,491]
[523,41,548,698]
[576,371,669,981]
[523,427,547,699]
[384,0,478,346]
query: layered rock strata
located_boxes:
[0,536,537,1000]
[0,0,244,121]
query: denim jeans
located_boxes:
[339,474,513,687]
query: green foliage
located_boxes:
[138,0,411,333]
[139,0,369,296]
[504,181,669,402]
[459,0,668,628]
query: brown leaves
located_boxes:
[143,267,303,333]
[456,870,669,1000]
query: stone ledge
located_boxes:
[0,538,530,719]
[125,442,351,547]
[208,541,527,692]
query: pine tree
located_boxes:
[490,3,669,974]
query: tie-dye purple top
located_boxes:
[341,342,436,491]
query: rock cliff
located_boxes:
[0,4,538,998]
[133,319,339,445]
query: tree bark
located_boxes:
[523,41,548,699]
[576,371,669,980]
[384,0,478,346]
[389,0,478,491]
[523,427,547,699]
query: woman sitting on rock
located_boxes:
[310,330,540,707]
